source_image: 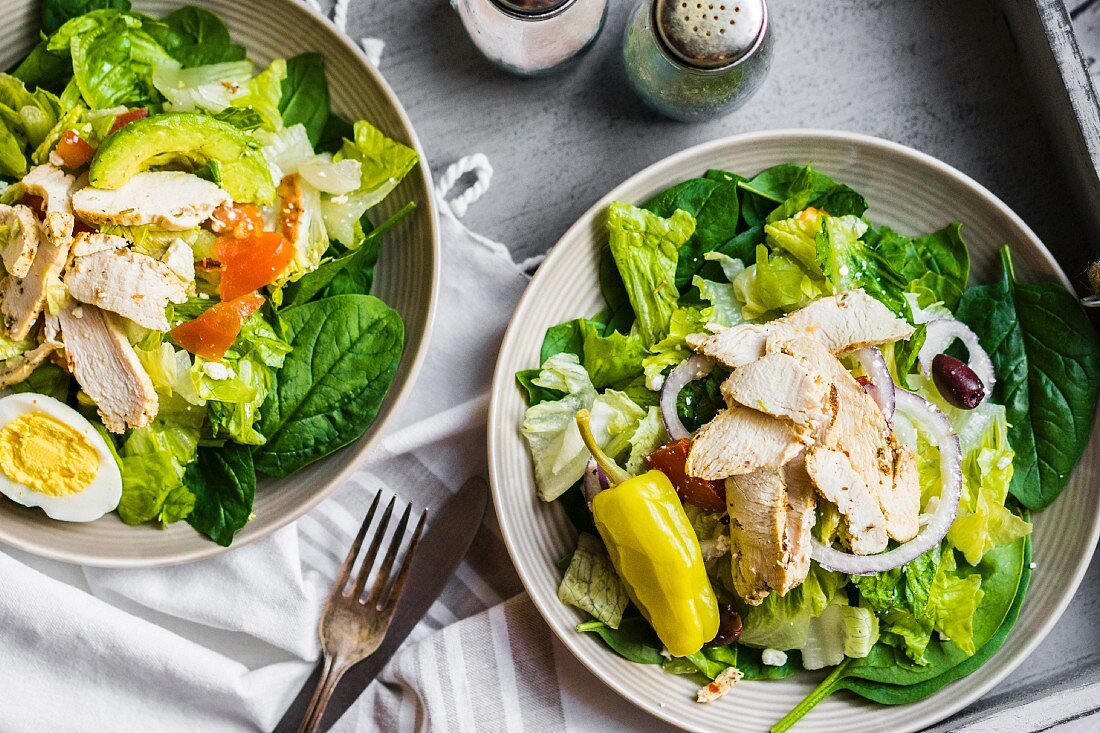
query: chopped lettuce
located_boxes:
[520,353,644,501]
[230,58,285,131]
[739,566,844,651]
[558,532,630,628]
[152,60,252,112]
[641,305,711,390]
[581,322,647,390]
[625,406,666,476]
[733,244,825,320]
[800,597,879,670]
[322,120,419,246]
[117,417,200,526]
[605,202,696,348]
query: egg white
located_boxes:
[0,393,122,522]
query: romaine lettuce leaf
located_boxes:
[739,566,844,651]
[230,58,286,132]
[641,305,711,390]
[117,417,200,525]
[606,202,696,348]
[152,60,252,112]
[733,244,825,320]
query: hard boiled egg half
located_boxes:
[0,393,121,522]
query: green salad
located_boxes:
[516,163,1100,727]
[0,1,417,544]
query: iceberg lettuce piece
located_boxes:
[520,353,645,502]
[739,566,844,651]
[558,532,630,628]
[322,120,418,246]
[152,60,253,112]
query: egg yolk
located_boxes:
[0,411,99,496]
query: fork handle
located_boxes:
[297,654,348,733]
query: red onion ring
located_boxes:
[810,389,962,574]
[853,346,895,421]
[917,319,995,401]
[659,354,716,440]
[582,458,609,507]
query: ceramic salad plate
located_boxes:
[487,129,1100,732]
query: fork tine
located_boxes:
[350,496,396,599]
[330,491,382,598]
[379,509,428,613]
[363,502,413,606]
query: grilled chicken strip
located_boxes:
[721,352,830,430]
[687,405,807,481]
[0,218,73,340]
[0,340,60,389]
[0,204,41,277]
[689,290,914,368]
[73,171,230,231]
[65,233,190,331]
[726,459,817,605]
[58,304,157,432]
[804,447,889,554]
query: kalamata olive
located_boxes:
[931,353,984,409]
[707,603,743,647]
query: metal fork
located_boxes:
[296,493,428,733]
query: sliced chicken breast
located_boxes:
[687,405,807,481]
[72,171,231,231]
[690,291,914,369]
[804,447,888,554]
[71,231,127,257]
[0,221,72,340]
[0,204,40,277]
[721,352,829,430]
[0,340,60,389]
[58,304,157,432]
[782,290,914,354]
[725,460,816,605]
[885,434,921,541]
[65,237,190,331]
[774,336,920,544]
[23,164,78,214]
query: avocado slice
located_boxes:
[90,113,275,204]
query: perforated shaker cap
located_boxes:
[493,0,574,18]
[655,0,768,70]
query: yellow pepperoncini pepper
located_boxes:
[576,410,719,658]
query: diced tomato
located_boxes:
[210,202,266,239]
[109,107,148,135]
[216,231,295,301]
[55,129,95,169]
[645,438,726,513]
[171,293,265,361]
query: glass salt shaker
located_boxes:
[623,0,772,122]
[454,0,609,77]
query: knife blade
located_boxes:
[274,477,489,733]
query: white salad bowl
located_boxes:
[0,0,439,567]
[487,129,1100,732]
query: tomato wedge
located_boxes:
[171,293,265,361]
[109,107,148,135]
[55,129,95,169]
[646,438,727,513]
[217,231,295,301]
[210,202,265,239]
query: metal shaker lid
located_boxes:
[654,0,768,70]
[493,0,575,18]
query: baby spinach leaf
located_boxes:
[254,295,404,477]
[643,176,742,291]
[280,202,415,308]
[772,533,1029,732]
[868,223,969,310]
[184,443,256,547]
[539,318,587,363]
[162,6,246,67]
[42,0,129,35]
[515,369,565,407]
[317,113,354,155]
[577,617,665,665]
[279,52,329,146]
[598,244,635,335]
[956,247,1100,510]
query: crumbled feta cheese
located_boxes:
[659,647,672,661]
[696,666,743,703]
[761,649,787,667]
[1030,562,1037,570]
[202,362,231,380]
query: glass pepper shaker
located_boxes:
[623,0,772,122]
[454,0,609,77]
